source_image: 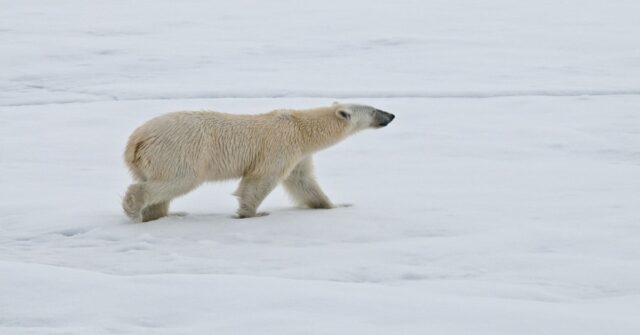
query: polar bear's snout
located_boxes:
[374,109,395,127]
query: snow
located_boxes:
[3,0,640,106]
[2,1,640,334]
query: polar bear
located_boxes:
[122,103,395,222]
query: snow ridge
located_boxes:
[5,89,640,107]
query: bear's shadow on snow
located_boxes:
[125,205,353,224]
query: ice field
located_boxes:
[1,1,639,334]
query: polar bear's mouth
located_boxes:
[374,109,395,127]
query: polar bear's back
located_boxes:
[124,111,279,182]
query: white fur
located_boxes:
[122,103,383,221]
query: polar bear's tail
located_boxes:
[124,132,148,182]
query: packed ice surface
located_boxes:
[2,0,640,334]
[2,97,640,334]
[2,0,640,106]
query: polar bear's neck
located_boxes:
[291,107,350,153]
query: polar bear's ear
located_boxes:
[337,109,351,121]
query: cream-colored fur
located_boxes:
[122,103,393,222]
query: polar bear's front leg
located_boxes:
[234,176,279,218]
[283,157,334,209]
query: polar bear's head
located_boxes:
[334,103,395,133]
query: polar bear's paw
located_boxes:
[123,184,147,222]
[235,211,270,219]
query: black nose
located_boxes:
[375,109,395,127]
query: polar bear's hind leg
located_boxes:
[141,201,169,222]
[123,178,199,222]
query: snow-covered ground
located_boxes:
[2,1,640,334]
[3,0,640,106]
[2,97,639,334]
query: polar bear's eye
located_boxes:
[338,110,351,120]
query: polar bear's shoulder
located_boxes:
[262,109,296,121]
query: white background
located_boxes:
[1,1,639,334]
